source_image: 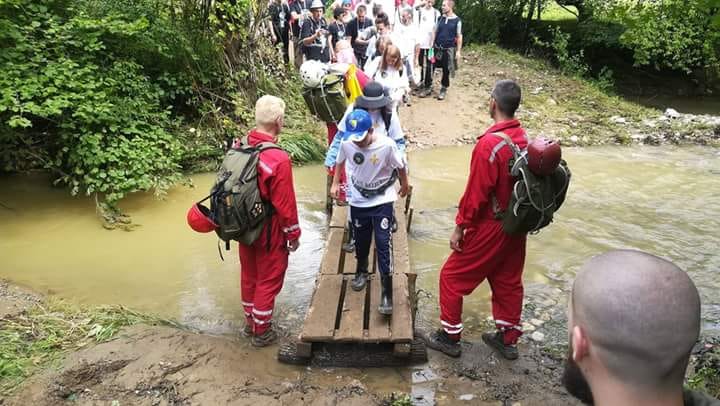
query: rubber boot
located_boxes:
[351,257,369,291]
[342,221,355,253]
[378,274,393,315]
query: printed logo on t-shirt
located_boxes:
[353,152,365,165]
[370,153,379,165]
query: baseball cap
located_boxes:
[343,109,373,142]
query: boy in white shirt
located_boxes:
[331,109,409,315]
[414,0,440,93]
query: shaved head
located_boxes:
[571,250,701,389]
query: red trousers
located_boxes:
[238,222,289,335]
[439,220,527,344]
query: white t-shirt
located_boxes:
[415,6,440,49]
[375,0,396,24]
[392,23,418,58]
[337,135,405,207]
[368,66,409,108]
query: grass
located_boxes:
[0,298,182,396]
[688,347,720,399]
[538,3,578,22]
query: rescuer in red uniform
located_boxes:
[424,80,528,359]
[237,95,302,347]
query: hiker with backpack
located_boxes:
[330,109,409,315]
[227,95,301,347]
[423,80,570,359]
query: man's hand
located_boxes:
[287,239,300,252]
[330,182,340,200]
[455,49,461,60]
[450,226,464,252]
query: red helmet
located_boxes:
[527,137,562,176]
[187,203,218,233]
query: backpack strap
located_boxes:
[489,132,522,163]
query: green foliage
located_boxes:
[615,0,720,73]
[0,298,181,395]
[279,132,326,164]
[687,346,720,399]
[534,26,589,77]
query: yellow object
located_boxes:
[344,64,363,104]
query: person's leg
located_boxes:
[294,39,304,68]
[281,30,290,64]
[371,203,394,314]
[238,243,258,335]
[326,122,338,147]
[418,49,427,86]
[484,235,527,358]
[438,50,450,100]
[251,233,290,346]
[420,49,434,97]
[351,206,372,290]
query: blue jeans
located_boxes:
[351,202,394,275]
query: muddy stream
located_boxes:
[1,145,720,403]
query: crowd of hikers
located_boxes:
[183,1,720,404]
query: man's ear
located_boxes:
[572,325,590,362]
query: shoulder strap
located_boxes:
[256,141,281,152]
[490,132,523,160]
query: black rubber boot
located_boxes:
[378,274,393,315]
[351,257,368,291]
[342,221,355,253]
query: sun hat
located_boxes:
[355,81,392,110]
[342,109,373,142]
[309,0,325,10]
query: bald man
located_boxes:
[564,250,719,406]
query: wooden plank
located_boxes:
[367,274,391,341]
[300,275,344,341]
[335,279,366,341]
[329,205,348,229]
[390,273,413,342]
[320,227,345,275]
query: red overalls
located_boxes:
[439,119,528,345]
[238,130,302,335]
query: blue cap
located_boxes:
[343,109,373,142]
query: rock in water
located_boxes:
[665,108,681,119]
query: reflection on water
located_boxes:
[1,145,719,334]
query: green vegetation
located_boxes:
[688,347,720,399]
[0,0,323,221]
[0,298,182,395]
[457,0,720,90]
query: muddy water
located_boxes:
[1,146,719,335]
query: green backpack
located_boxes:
[206,136,280,247]
[302,73,348,123]
[492,133,571,235]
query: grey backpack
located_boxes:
[206,136,280,247]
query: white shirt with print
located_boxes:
[415,6,440,49]
[337,135,405,208]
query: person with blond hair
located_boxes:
[365,44,409,111]
[235,95,301,347]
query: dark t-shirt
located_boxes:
[347,16,373,55]
[269,3,291,37]
[289,0,312,38]
[300,17,330,62]
[328,21,347,50]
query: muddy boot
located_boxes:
[351,257,369,291]
[342,221,355,253]
[378,274,393,315]
[252,327,278,347]
[423,329,461,357]
[437,87,447,100]
[482,331,519,360]
[241,324,253,337]
[418,87,433,98]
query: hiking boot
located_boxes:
[351,271,368,291]
[378,274,393,315]
[352,257,369,291]
[424,329,461,357]
[403,93,412,107]
[482,332,519,360]
[241,324,253,337]
[418,87,433,98]
[437,87,447,100]
[252,328,278,347]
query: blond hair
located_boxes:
[381,44,403,71]
[255,95,285,126]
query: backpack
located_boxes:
[302,73,348,123]
[204,136,280,247]
[492,133,571,235]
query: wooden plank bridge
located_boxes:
[280,192,425,364]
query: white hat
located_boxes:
[309,0,324,10]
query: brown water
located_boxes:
[1,146,719,335]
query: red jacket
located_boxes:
[242,130,302,243]
[455,119,528,228]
